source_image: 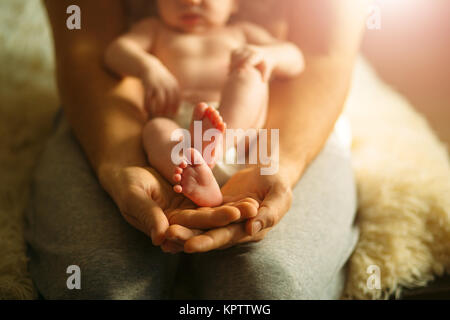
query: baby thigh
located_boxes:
[143,117,184,181]
[25,115,180,299]
[188,131,359,299]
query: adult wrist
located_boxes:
[277,157,306,188]
[97,157,148,197]
[97,162,124,198]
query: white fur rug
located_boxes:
[0,0,449,300]
[343,58,450,299]
[0,0,58,299]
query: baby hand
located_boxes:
[230,45,275,82]
[142,64,180,117]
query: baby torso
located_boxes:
[151,21,246,103]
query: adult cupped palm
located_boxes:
[100,165,264,250]
[161,166,294,254]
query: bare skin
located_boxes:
[104,0,304,206]
[44,0,368,253]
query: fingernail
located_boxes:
[252,221,263,235]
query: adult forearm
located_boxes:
[266,55,355,187]
[44,0,148,188]
[57,52,148,180]
[265,0,368,187]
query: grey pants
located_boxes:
[25,112,359,299]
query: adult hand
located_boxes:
[162,166,294,253]
[99,165,182,246]
[99,165,260,249]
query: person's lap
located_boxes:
[189,128,358,299]
[24,111,358,299]
[25,114,180,299]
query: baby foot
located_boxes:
[190,102,226,168]
[173,148,223,207]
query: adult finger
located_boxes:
[165,224,203,244]
[162,225,203,253]
[168,205,241,229]
[184,223,245,253]
[222,195,260,207]
[184,221,269,253]
[168,197,259,229]
[161,239,184,254]
[245,184,293,236]
[223,197,260,222]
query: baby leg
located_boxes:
[219,66,269,157]
[143,118,222,207]
[220,65,269,132]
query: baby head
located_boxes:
[156,0,238,33]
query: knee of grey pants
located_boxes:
[24,112,358,299]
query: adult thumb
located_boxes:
[123,189,169,246]
[245,185,292,236]
[146,204,170,246]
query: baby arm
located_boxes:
[232,22,304,81]
[104,19,180,117]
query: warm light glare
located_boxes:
[376,0,432,15]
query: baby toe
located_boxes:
[179,160,188,168]
[174,167,183,174]
[173,174,182,182]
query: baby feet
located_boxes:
[190,102,226,168]
[173,148,223,207]
[173,103,225,206]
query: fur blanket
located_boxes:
[0,0,449,300]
